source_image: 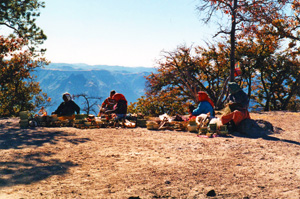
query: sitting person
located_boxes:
[189,91,215,119]
[221,82,250,128]
[98,90,116,116]
[105,92,127,122]
[52,92,80,118]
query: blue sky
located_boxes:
[36,0,217,67]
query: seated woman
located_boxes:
[52,92,80,119]
[190,91,215,119]
[221,82,250,127]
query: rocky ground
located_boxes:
[0,111,299,199]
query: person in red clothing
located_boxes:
[112,93,127,105]
[106,91,128,121]
[98,90,116,116]
[221,82,250,130]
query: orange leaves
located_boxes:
[138,43,234,113]
[0,35,48,116]
[211,0,217,5]
[271,19,285,27]
[292,1,300,9]
[0,36,27,54]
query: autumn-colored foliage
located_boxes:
[197,0,289,82]
[0,0,49,117]
[235,22,300,111]
[130,30,300,115]
[129,44,231,116]
[129,0,300,115]
[0,36,50,117]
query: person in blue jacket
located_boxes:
[190,91,215,118]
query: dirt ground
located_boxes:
[0,111,299,199]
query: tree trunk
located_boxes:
[282,79,300,110]
[230,0,238,82]
[260,71,270,111]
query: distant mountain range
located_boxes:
[35,63,156,115]
[44,63,155,73]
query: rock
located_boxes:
[206,189,216,197]
[236,119,274,138]
[165,180,171,184]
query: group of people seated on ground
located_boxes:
[98,90,128,121]
[51,90,128,122]
[49,81,249,131]
[189,81,250,131]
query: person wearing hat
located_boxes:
[98,90,116,116]
[52,92,80,117]
[221,82,250,127]
[189,91,215,119]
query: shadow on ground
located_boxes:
[0,118,90,187]
[0,119,90,150]
[0,152,77,187]
[233,119,300,146]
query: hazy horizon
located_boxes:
[33,0,216,68]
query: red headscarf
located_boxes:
[112,93,127,104]
[198,91,214,108]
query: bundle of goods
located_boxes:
[144,114,188,131]
[94,117,107,128]
[74,114,111,129]
[172,121,187,131]
[74,114,88,129]
[218,125,228,136]
[187,119,198,132]
[124,119,136,128]
[128,113,146,127]
[122,114,137,128]
[60,119,70,127]
[85,115,99,128]
[206,123,217,137]
[146,121,159,130]
[158,114,174,130]
[97,114,116,128]
[161,121,187,131]
[198,118,228,137]
[199,126,208,134]
[136,119,147,127]
[75,114,88,119]
[196,113,211,128]
[100,115,108,122]
[146,114,186,131]
[52,120,62,127]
